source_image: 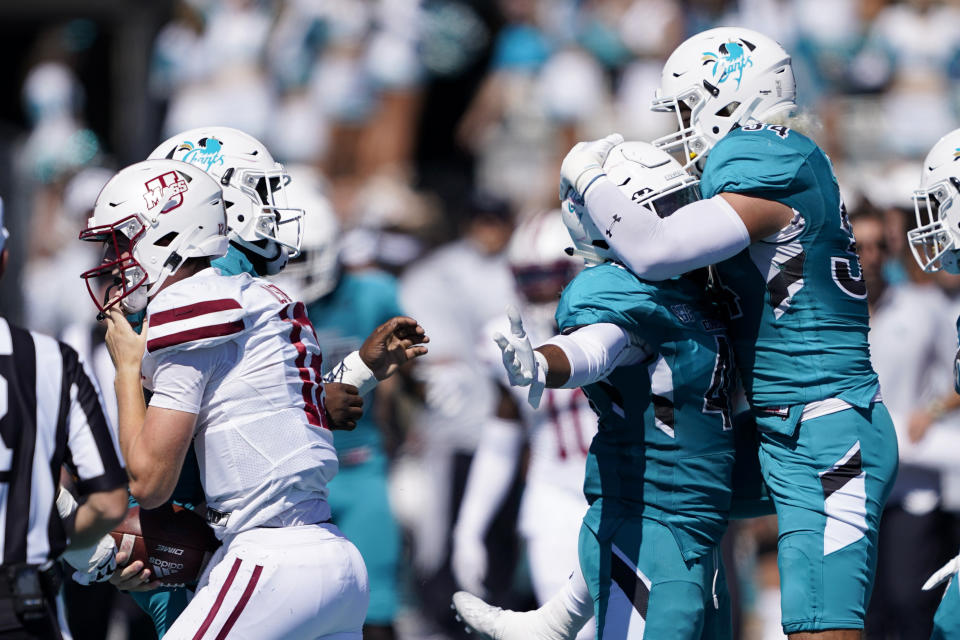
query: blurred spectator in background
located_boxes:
[452,209,596,638]
[22,166,111,339]
[854,0,960,156]
[399,191,522,636]
[854,206,960,639]
[153,0,274,140]
[277,167,406,640]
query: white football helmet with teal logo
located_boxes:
[651,27,796,172]
[149,126,303,274]
[908,128,960,274]
[562,141,700,265]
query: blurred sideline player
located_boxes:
[458,142,739,639]
[558,28,897,639]
[451,209,596,640]
[274,167,404,640]
[906,127,960,640]
[80,158,428,638]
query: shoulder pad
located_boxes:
[146,274,248,354]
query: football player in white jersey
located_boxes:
[80,158,428,639]
[452,210,597,639]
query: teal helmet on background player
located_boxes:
[651,27,797,172]
[149,126,303,275]
[562,141,700,265]
[908,128,960,274]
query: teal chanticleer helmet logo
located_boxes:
[701,40,754,89]
[177,137,225,171]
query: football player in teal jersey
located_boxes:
[557,28,898,639]
[459,142,738,639]
[906,127,960,640]
[276,167,404,640]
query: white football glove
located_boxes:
[451,532,488,599]
[492,306,546,409]
[63,534,118,585]
[559,133,624,201]
[56,486,78,520]
[923,553,960,591]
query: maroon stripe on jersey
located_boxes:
[149,298,242,327]
[279,303,328,429]
[193,557,242,640]
[147,320,245,352]
[214,564,263,640]
[546,389,567,460]
[570,388,590,457]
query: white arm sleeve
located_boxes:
[453,417,524,540]
[584,179,750,280]
[543,322,650,388]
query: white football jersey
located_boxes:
[479,305,598,505]
[142,267,338,538]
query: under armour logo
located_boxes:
[606,214,622,238]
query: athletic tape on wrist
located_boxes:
[326,351,378,396]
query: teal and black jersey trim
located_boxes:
[700,124,878,411]
[556,263,735,560]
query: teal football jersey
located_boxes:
[556,263,735,560]
[700,124,879,412]
[211,246,256,277]
[306,270,404,458]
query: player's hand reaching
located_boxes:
[492,306,546,409]
[103,308,148,374]
[559,133,624,201]
[359,316,430,381]
[324,383,363,431]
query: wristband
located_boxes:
[325,350,378,396]
[577,168,606,197]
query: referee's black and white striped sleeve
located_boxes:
[58,342,126,497]
[0,318,125,565]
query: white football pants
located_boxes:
[166,523,369,639]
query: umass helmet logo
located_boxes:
[143,171,188,213]
[702,39,755,89]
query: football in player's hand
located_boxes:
[110,503,220,586]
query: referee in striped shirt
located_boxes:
[0,201,127,638]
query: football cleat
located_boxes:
[452,591,581,640]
